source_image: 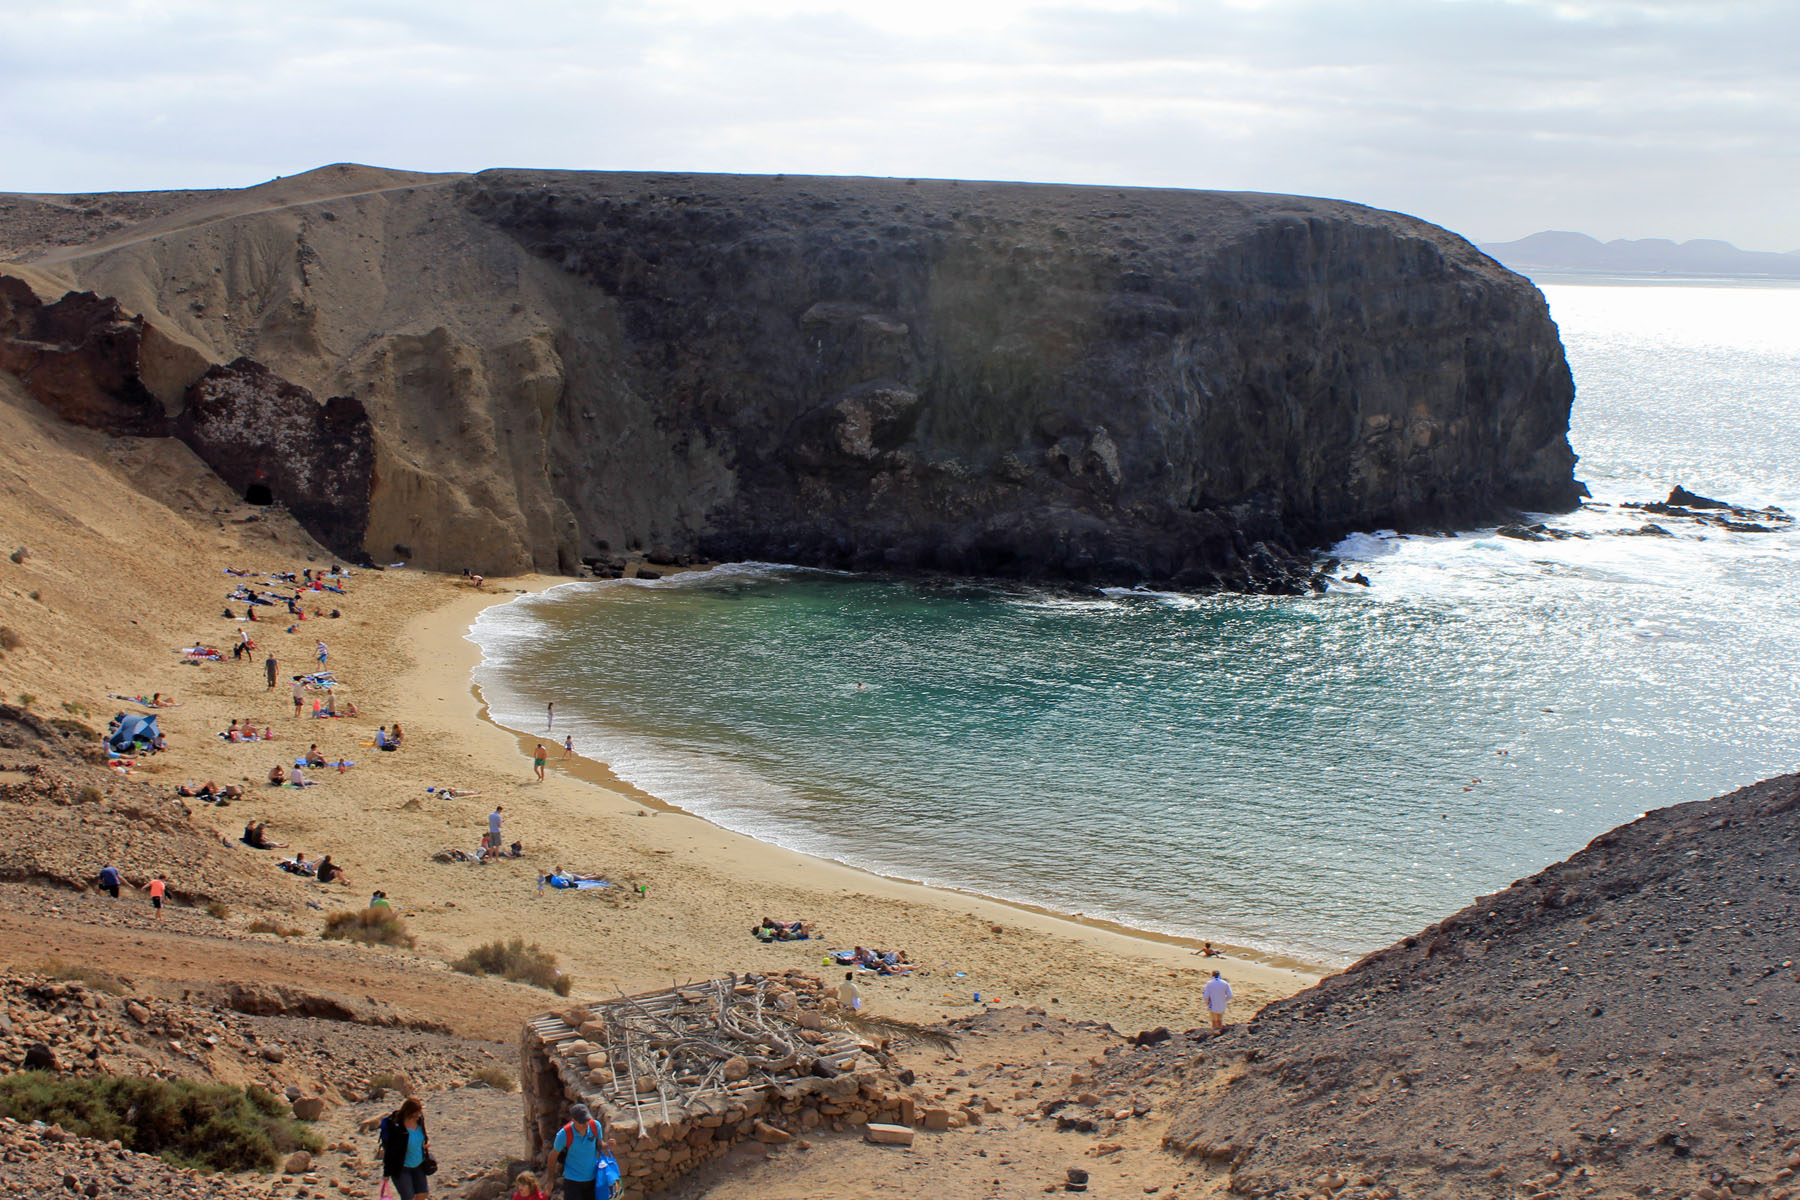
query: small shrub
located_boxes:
[73,783,104,804]
[321,906,415,949]
[8,546,25,564]
[0,626,20,650]
[16,693,34,709]
[246,918,305,938]
[27,590,40,602]
[60,699,87,716]
[205,899,231,920]
[451,936,571,995]
[470,1065,517,1092]
[34,956,126,996]
[365,1072,411,1100]
[0,1071,319,1173]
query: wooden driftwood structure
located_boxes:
[522,972,915,1197]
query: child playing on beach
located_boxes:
[141,873,166,920]
[509,1170,547,1200]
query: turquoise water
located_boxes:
[470,282,1800,965]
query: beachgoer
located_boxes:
[391,723,405,746]
[563,735,574,760]
[316,855,349,885]
[489,805,503,852]
[290,764,310,787]
[380,1097,433,1200]
[1197,941,1224,958]
[316,640,327,666]
[838,972,863,1012]
[269,764,287,786]
[292,679,305,718]
[97,864,122,899]
[546,701,554,731]
[306,744,326,768]
[264,653,278,688]
[547,1102,612,1200]
[510,1169,547,1200]
[142,873,166,920]
[370,890,391,908]
[1202,969,1233,1034]
[533,744,547,782]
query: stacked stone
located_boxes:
[0,1116,264,1199]
[522,971,925,1200]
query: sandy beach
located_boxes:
[0,380,1318,1034]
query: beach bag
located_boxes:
[597,1153,622,1199]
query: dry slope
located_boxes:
[1163,773,1800,1199]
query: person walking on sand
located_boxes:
[140,873,167,920]
[546,701,555,731]
[380,1096,433,1200]
[562,735,574,760]
[265,653,278,689]
[292,678,305,718]
[533,744,547,782]
[316,639,327,667]
[1202,969,1232,1034]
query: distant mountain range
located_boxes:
[1480,231,1800,278]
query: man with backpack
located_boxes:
[546,1102,619,1200]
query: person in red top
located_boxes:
[509,1171,546,1200]
[142,874,167,920]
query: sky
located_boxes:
[3,0,1796,249]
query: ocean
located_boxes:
[469,279,1800,966]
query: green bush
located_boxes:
[0,1072,319,1173]
[321,906,415,948]
[0,626,20,650]
[451,936,571,995]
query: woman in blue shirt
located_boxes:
[380,1097,433,1198]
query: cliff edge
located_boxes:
[2,165,1580,587]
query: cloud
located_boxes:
[0,0,1793,247]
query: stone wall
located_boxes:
[520,972,923,1199]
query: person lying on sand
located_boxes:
[178,780,221,799]
[279,853,316,877]
[755,917,814,941]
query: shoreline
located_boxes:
[411,572,1330,986]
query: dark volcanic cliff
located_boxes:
[465,173,1579,588]
[0,166,1581,585]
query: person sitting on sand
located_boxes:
[370,890,391,908]
[289,764,312,787]
[375,726,395,751]
[268,764,286,786]
[315,855,349,885]
[1197,941,1224,958]
[305,744,327,768]
[220,783,243,801]
[226,720,241,742]
[390,723,405,747]
[243,821,287,849]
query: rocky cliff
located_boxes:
[0,165,1581,586]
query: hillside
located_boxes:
[1482,231,1800,278]
[3,164,1581,592]
[1159,772,1800,1198]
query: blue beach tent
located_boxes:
[106,713,161,753]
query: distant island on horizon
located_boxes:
[1481,230,1800,279]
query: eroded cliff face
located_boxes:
[1,166,1580,588]
[467,172,1578,589]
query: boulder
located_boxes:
[292,1097,328,1121]
[282,1151,312,1174]
[865,1123,915,1146]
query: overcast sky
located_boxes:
[4,0,1795,248]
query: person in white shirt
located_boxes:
[488,806,503,853]
[1202,970,1232,1033]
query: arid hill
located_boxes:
[3,163,1579,591]
[1158,772,1800,1199]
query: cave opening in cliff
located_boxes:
[245,483,273,506]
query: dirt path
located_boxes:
[0,902,544,1042]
